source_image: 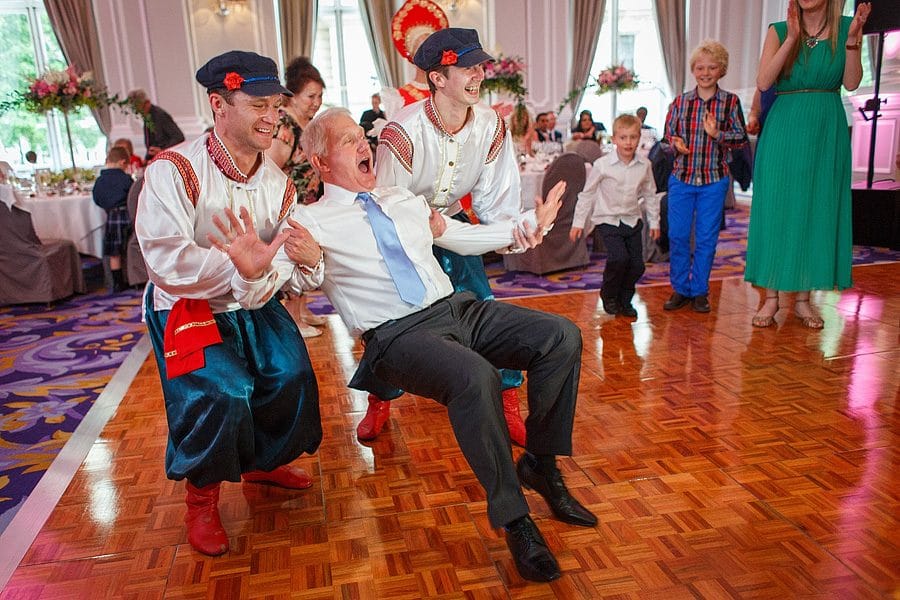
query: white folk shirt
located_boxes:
[137,132,298,314]
[375,97,537,231]
[291,183,520,337]
[573,151,660,232]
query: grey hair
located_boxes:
[300,106,354,172]
[127,88,148,103]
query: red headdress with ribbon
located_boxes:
[391,0,449,64]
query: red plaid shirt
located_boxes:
[664,86,746,186]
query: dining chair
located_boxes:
[503,152,590,275]
[125,176,148,287]
[0,198,85,306]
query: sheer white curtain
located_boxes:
[357,0,404,88]
[565,0,606,122]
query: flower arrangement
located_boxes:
[0,66,140,170]
[557,65,640,113]
[594,64,638,95]
[481,54,527,102]
[1,66,133,115]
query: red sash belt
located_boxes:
[163,299,222,379]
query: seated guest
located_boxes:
[536,111,563,143]
[509,103,538,157]
[92,146,134,292]
[112,137,143,172]
[210,107,597,583]
[571,109,606,143]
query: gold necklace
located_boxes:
[802,19,827,48]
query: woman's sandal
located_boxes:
[794,299,824,329]
[752,295,780,328]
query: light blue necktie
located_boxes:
[357,192,426,306]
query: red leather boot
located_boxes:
[356,395,390,441]
[242,464,312,489]
[502,388,527,447]
[185,481,228,556]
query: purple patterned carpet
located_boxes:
[0,288,146,530]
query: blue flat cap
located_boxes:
[196,50,292,97]
[412,28,494,71]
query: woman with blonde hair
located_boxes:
[509,103,537,158]
[745,0,870,328]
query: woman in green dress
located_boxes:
[745,0,870,328]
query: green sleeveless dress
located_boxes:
[745,17,853,291]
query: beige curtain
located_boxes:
[358,0,404,88]
[43,0,111,135]
[653,0,687,96]
[565,0,606,119]
[279,0,317,64]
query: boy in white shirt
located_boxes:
[570,114,660,317]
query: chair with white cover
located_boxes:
[566,139,605,164]
[503,153,590,275]
[0,185,85,305]
[125,176,148,287]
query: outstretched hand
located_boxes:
[703,110,719,139]
[534,179,566,232]
[207,206,289,280]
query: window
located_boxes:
[313,0,380,121]
[0,0,105,174]
[578,0,670,134]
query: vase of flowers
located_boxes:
[0,66,137,170]
[481,54,527,103]
[594,64,638,95]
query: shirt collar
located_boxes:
[206,130,265,184]
[324,182,371,205]
[685,86,725,103]
[424,96,473,137]
[608,151,646,167]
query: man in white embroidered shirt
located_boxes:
[208,108,597,583]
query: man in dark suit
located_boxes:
[359,93,386,138]
[536,111,562,143]
[128,89,185,161]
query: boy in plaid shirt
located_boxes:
[663,39,746,313]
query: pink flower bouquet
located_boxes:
[595,64,638,95]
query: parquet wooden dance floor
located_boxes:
[3,264,898,599]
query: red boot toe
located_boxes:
[185,482,229,556]
[242,464,313,489]
[356,395,391,441]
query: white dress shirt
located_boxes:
[573,151,660,231]
[375,97,537,232]
[290,183,519,337]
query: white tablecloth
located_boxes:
[18,193,106,258]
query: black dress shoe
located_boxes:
[692,294,711,313]
[619,303,638,318]
[504,516,561,582]
[516,454,598,527]
[663,292,691,311]
[601,297,620,315]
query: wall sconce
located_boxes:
[215,0,247,17]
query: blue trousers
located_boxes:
[666,176,729,297]
[145,287,322,487]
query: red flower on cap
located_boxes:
[440,50,458,66]
[223,72,244,91]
